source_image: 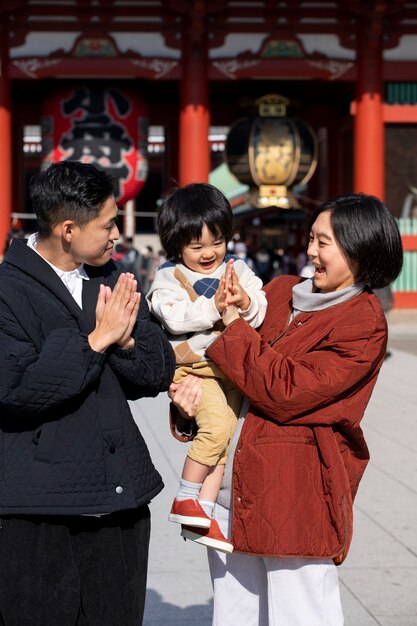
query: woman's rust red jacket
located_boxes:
[206,275,387,564]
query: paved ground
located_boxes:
[131,311,417,626]
[388,309,417,357]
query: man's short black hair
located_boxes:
[29,161,115,238]
[157,183,233,262]
[308,193,403,289]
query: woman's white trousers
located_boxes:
[207,503,344,626]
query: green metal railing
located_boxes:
[392,218,417,292]
[386,82,417,105]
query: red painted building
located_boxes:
[1,1,417,304]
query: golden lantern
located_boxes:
[225,94,318,208]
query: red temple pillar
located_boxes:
[354,21,384,199]
[0,23,12,256]
[179,14,210,185]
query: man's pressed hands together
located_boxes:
[89,272,140,353]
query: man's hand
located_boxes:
[113,273,140,349]
[168,375,203,419]
[88,273,140,353]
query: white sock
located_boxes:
[176,479,202,501]
[198,500,215,518]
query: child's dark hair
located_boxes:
[29,161,115,238]
[308,193,403,289]
[157,183,233,261]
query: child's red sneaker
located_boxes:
[168,498,211,528]
[181,519,234,553]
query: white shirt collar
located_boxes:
[27,232,89,280]
[27,232,89,308]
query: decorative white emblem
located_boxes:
[13,58,61,79]
[131,59,178,79]
[307,59,354,80]
[213,59,259,80]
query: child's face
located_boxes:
[181,224,227,274]
[307,210,359,293]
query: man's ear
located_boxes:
[62,220,76,242]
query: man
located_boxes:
[0,161,175,625]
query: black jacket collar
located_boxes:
[5,238,89,329]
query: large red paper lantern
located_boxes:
[41,86,149,206]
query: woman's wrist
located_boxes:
[222,305,240,326]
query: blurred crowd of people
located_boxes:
[112,238,166,294]
[112,234,317,295]
[227,235,313,285]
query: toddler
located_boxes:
[147,183,267,552]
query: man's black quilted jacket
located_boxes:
[0,239,175,515]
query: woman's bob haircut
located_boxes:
[308,193,403,290]
[157,183,233,262]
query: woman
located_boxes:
[169,193,403,626]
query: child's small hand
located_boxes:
[225,263,251,311]
[224,258,234,293]
[215,271,230,314]
[215,258,237,314]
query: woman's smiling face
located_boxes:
[307,210,359,293]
